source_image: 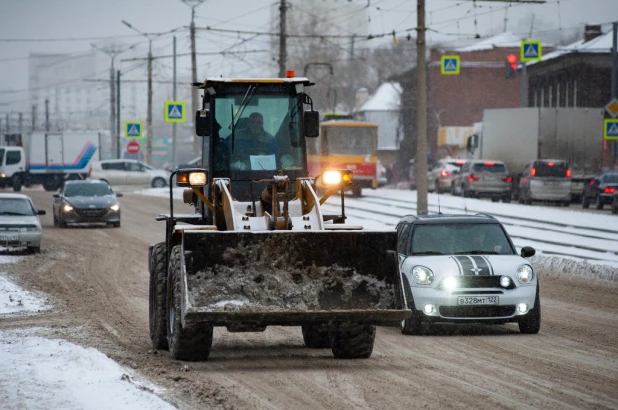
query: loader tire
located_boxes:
[149,242,169,350]
[168,245,213,361]
[302,325,331,348]
[330,325,375,359]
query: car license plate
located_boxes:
[457,296,499,305]
[0,235,17,241]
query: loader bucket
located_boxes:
[179,230,409,327]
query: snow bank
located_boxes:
[531,255,618,284]
[0,329,175,410]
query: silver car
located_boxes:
[396,214,540,335]
[0,193,45,253]
[517,159,571,206]
[452,160,512,202]
[428,159,465,194]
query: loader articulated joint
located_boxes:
[258,174,291,230]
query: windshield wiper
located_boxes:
[0,211,28,216]
[228,85,257,152]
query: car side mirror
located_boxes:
[52,194,59,198]
[116,193,123,197]
[304,110,319,138]
[195,110,212,137]
[37,210,46,216]
[520,246,535,258]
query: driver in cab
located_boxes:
[231,112,279,170]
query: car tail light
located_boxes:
[547,162,554,166]
[440,170,451,177]
[455,160,465,165]
[604,187,616,194]
[467,174,480,181]
[589,180,595,185]
[566,169,572,178]
[502,176,513,183]
[530,167,536,177]
[484,161,495,166]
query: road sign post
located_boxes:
[440,55,460,75]
[124,121,144,140]
[127,140,141,155]
[604,119,618,141]
[521,40,542,62]
[164,101,186,123]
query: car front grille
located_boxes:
[75,209,107,218]
[436,276,516,290]
[440,305,516,318]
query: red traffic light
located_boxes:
[507,54,517,64]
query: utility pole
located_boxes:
[172,36,178,167]
[122,20,157,165]
[181,0,206,158]
[415,0,428,215]
[45,99,50,132]
[278,0,287,78]
[348,35,356,114]
[31,105,36,131]
[18,113,22,134]
[609,22,618,169]
[116,70,121,159]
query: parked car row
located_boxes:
[425,158,614,208]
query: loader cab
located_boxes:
[194,77,318,201]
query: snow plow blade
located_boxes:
[179,230,409,328]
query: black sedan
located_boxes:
[582,170,618,209]
[53,180,122,228]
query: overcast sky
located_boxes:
[1,0,617,109]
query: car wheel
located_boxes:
[502,195,511,203]
[59,214,67,228]
[401,310,422,335]
[562,201,570,207]
[582,194,590,209]
[151,177,166,188]
[114,221,121,228]
[491,196,499,203]
[27,246,40,254]
[595,195,603,210]
[12,175,22,192]
[612,204,618,214]
[53,212,59,227]
[519,287,541,334]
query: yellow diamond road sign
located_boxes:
[164,101,186,123]
[605,98,618,118]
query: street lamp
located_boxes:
[121,20,155,165]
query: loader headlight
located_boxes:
[322,169,352,186]
[516,264,534,284]
[110,204,120,212]
[177,168,208,187]
[63,204,74,212]
[411,266,434,285]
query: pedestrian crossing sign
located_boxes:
[441,55,460,75]
[604,119,618,140]
[520,40,542,62]
[164,101,186,123]
[124,121,144,140]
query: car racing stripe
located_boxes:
[471,255,492,275]
[481,255,494,275]
[450,256,464,275]
[453,256,476,275]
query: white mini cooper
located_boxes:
[396,213,539,335]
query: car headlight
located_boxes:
[19,225,41,232]
[516,264,534,284]
[411,265,434,285]
[110,204,120,211]
[442,276,458,290]
[63,204,74,212]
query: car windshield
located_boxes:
[0,198,35,216]
[410,223,514,255]
[63,184,113,197]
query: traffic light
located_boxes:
[506,54,517,79]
